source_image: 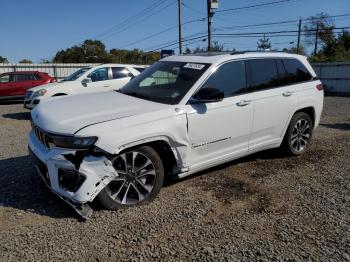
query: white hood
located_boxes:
[31,91,168,134]
[28,82,61,92]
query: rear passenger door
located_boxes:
[79,67,111,93]
[187,60,254,168]
[13,73,37,95]
[248,58,298,151]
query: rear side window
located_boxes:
[248,59,279,91]
[203,60,246,98]
[282,59,313,84]
[34,73,42,80]
[111,67,133,79]
[15,74,36,81]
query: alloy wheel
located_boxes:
[290,119,311,152]
[107,151,156,205]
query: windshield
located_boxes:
[64,67,90,81]
[118,61,210,104]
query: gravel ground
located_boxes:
[0,97,349,261]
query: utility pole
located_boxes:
[296,19,301,54]
[314,23,319,56]
[178,0,182,54]
[207,0,212,51]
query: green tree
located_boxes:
[310,30,350,62]
[40,59,51,64]
[109,48,160,64]
[0,55,8,63]
[211,41,225,52]
[53,40,110,63]
[257,35,271,50]
[19,59,33,64]
[303,12,335,51]
[282,44,306,55]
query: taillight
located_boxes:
[316,84,323,91]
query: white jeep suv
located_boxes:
[28,52,323,218]
[24,64,147,109]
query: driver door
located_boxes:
[186,60,254,169]
[79,67,111,93]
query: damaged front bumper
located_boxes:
[28,131,118,219]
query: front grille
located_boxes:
[31,122,51,149]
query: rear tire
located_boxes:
[98,146,164,210]
[282,112,313,156]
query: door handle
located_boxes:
[282,91,294,97]
[103,84,111,87]
[236,99,251,106]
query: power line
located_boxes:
[120,17,205,48]
[143,30,207,51]
[100,0,178,41]
[213,13,350,32]
[216,0,291,14]
[212,26,350,37]
[145,33,208,52]
[94,0,167,39]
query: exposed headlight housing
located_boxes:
[33,89,47,98]
[51,135,98,149]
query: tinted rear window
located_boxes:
[15,74,36,81]
[282,59,312,84]
[248,59,279,91]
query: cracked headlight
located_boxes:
[51,135,98,149]
[33,89,47,98]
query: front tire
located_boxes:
[282,112,313,156]
[98,146,164,210]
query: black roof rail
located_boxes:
[181,51,232,56]
[230,50,289,55]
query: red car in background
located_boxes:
[0,71,55,100]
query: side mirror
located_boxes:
[81,78,92,86]
[191,87,224,103]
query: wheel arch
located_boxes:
[115,137,181,177]
[52,93,67,97]
[294,106,315,127]
[281,105,316,142]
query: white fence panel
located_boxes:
[0,63,99,80]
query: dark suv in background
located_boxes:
[0,71,55,100]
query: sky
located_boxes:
[1,0,349,63]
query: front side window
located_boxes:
[119,61,210,104]
[0,73,12,83]
[202,60,246,98]
[248,59,279,91]
[112,67,133,79]
[64,68,90,81]
[88,67,109,82]
[283,59,313,84]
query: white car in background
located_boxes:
[24,64,147,109]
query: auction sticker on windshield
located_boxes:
[184,63,206,70]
